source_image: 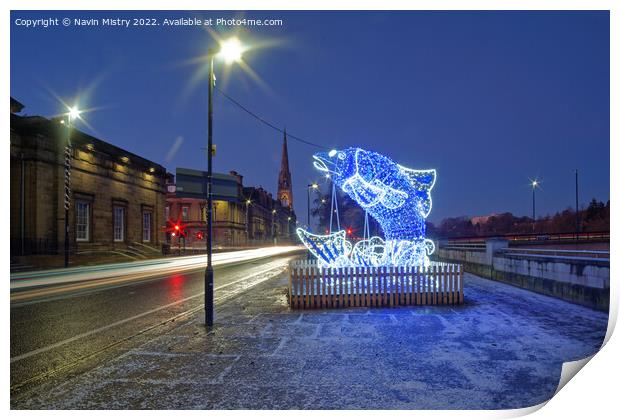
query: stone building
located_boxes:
[165,169,248,249]
[10,98,167,262]
[244,186,296,243]
[165,168,296,249]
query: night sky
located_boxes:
[10,11,610,225]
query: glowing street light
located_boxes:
[68,106,81,121]
[531,179,540,227]
[271,208,277,245]
[307,183,320,232]
[218,37,245,64]
[204,36,250,327]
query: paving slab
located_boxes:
[12,272,608,409]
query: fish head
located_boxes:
[315,148,408,210]
[313,148,358,187]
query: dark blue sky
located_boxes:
[10,11,609,224]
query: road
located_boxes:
[10,247,301,396]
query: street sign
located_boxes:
[175,167,240,201]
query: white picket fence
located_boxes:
[288,261,463,309]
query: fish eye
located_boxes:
[337,152,345,160]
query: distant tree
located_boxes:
[312,190,609,239]
[311,187,381,238]
[433,198,609,238]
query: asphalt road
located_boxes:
[10,252,298,396]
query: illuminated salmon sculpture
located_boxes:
[297,148,436,268]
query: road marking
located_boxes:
[10,262,287,364]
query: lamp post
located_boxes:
[205,37,246,327]
[287,216,292,239]
[272,208,277,245]
[531,180,539,232]
[575,170,580,241]
[63,106,80,268]
[306,183,318,259]
[307,182,319,230]
[245,199,251,246]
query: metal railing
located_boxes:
[499,248,610,261]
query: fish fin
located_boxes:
[415,192,432,218]
[424,239,435,255]
[398,166,436,191]
[342,175,383,208]
[351,236,386,266]
[377,183,408,209]
[296,228,351,268]
[398,167,436,217]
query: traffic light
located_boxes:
[167,220,187,238]
[196,231,204,240]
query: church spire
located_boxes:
[277,129,293,208]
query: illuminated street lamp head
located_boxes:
[218,37,245,64]
[68,106,81,121]
[311,183,319,189]
[531,180,539,188]
[246,199,251,205]
[272,209,276,214]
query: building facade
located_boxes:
[244,186,296,243]
[10,98,167,260]
[165,168,297,250]
[165,170,248,249]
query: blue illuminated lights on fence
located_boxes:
[298,147,437,268]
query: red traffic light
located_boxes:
[174,224,180,231]
[346,228,353,235]
[196,231,204,240]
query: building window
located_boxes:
[143,212,152,242]
[181,206,189,221]
[201,206,206,222]
[114,206,125,242]
[76,201,90,242]
[165,205,170,221]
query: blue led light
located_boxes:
[297,147,436,268]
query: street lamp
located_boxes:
[63,105,80,268]
[307,182,319,231]
[245,199,251,245]
[205,37,247,327]
[531,180,539,230]
[287,216,292,239]
[575,170,580,240]
[306,183,319,259]
[271,209,277,245]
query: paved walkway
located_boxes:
[13,272,608,409]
